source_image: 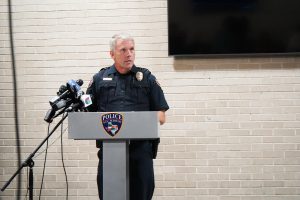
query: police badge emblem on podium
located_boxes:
[101,113,123,137]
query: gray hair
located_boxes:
[109,33,135,52]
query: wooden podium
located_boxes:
[68,111,159,200]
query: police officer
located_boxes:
[86,33,169,200]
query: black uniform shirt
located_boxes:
[86,65,169,113]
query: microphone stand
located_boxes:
[1,112,69,200]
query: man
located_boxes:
[86,33,169,200]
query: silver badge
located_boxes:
[136,71,143,81]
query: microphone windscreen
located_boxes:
[58,85,67,95]
[76,79,84,86]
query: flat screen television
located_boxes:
[168,0,300,56]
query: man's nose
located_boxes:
[126,50,132,57]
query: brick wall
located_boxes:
[1,0,300,199]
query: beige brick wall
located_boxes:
[1,0,300,199]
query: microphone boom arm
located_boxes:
[1,113,69,198]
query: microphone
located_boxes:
[76,79,83,87]
[44,108,56,123]
[44,79,91,123]
[80,94,93,108]
[67,93,93,111]
[57,85,67,95]
[51,99,71,111]
[50,79,83,106]
[67,79,82,95]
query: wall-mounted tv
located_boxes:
[168,0,300,56]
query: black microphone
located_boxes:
[76,79,83,87]
[45,79,86,123]
[51,99,71,111]
[50,79,83,105]
[57,79,82,96]
[44,108,56,123]
[57,85,67,95]
[67,79,83,93]
[66,102,83,112]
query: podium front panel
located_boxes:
[68,111,159,140]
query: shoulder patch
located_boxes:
[88,79,93,87]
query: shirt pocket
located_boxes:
[98,81,117,104]
[132,81,150,103]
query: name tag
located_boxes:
[103,77,112,81]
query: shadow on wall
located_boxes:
[172,56,300,71]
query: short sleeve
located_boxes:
[148,74,169,111]
[86,74,98,112]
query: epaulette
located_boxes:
[99,67,109,72]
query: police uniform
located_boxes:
[86,64,169,200]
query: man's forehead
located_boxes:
[116,38,135,46]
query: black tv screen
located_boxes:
[168,0,300,56]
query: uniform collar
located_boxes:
[107,64,138,75]
[130,65,138,74]
[106,65,118,75]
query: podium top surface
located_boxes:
[68,111,159,140]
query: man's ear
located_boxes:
[110,51,114,59]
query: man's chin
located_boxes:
[123,63,133,69]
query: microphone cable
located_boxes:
[23,122,69,199]
[33,127,68,158]
[60,113,69,200]
[38,123,51,200]
[7,0,22,198]
[22,124,50,200]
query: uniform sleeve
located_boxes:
[86,74,98,112]
[148,74,169,111]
